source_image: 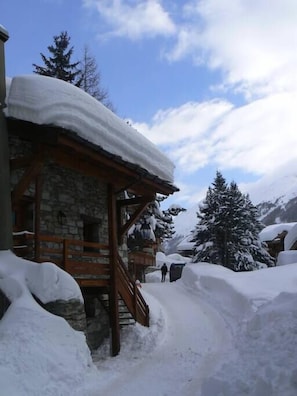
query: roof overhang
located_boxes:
[8,118,178,197]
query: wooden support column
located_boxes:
[34,175,42,260]
[108,184,120,356]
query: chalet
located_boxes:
[3,73,178,355]
[259,223,297,258]
[177,234,195,258]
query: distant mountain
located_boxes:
[166,164,297,254]
[247,163,297,225]
[257,196,297,225]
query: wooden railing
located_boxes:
[13,232,150,326]
[129,250,155,267]
[117,254,149,327]
[13,233,111,287]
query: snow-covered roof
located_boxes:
[177,234,195,252]
[6,75,175,185]
[259,223,297,242]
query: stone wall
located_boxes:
[40,161,109,244]
[84,295,110,350]
[9,135,109,244]
[42,298,87,332]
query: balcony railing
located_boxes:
[13,232,149,326]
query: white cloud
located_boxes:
[81,0,297,207]
[83,0,297,96]
[133,91,297,178]
[132,100,233,145]
[82,0,176,40]
[167,0,297,96]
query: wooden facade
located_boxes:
[8,116,177,356]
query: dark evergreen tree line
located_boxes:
[193,171,275,271]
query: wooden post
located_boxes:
[134,282,138,323]
[108,184,120,356]
[0,27,12,250]
[63,239,68,271]
[34,175,42,260]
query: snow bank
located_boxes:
[182,263,297,314]
[0,251,99,396]
[0,301,99,396]
[92,288,167,388]
[181,263,297,396]
[277,250,297,265]
[155,251,190,268]
[201,293,297,396]
[6,75,174,184]
[0,250,82,303]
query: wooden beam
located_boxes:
[11,151,45,206]
[57,134,177,196]
[51,148,137,188]
[7,119,59,145]
[108,184,121,356]
[118,197,154,238]
[10,155,35,170]
[117,195,155,208]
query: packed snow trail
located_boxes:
[97,281,231,396]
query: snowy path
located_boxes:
[98,281,231,396]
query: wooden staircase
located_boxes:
[116,254,149,327]
[98,293,136,326]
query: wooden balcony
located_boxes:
[13,232,149,327]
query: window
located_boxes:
[82,216,101,252]
[13,197,34,232]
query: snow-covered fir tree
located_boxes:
[127,196,185,251]
[193,172,275,271]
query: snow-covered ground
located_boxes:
[1,251,297,395]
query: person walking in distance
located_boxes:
[161,263,168,282]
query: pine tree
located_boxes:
[194,171,230,266]
[127,196,185,251]
[193,172,275,271]
[33,31,82,85]
[80,46,114,110]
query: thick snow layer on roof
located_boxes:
[177,234,195,252]
[6,75,175,184]
[259,222,297,242]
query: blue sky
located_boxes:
[3,0,297,209]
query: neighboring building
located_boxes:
[177,234,195,257]
[259,223,297,258]
[5,75,178,355]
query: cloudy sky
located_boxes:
[3,0,297,208]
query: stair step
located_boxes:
[98,293,136,326]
